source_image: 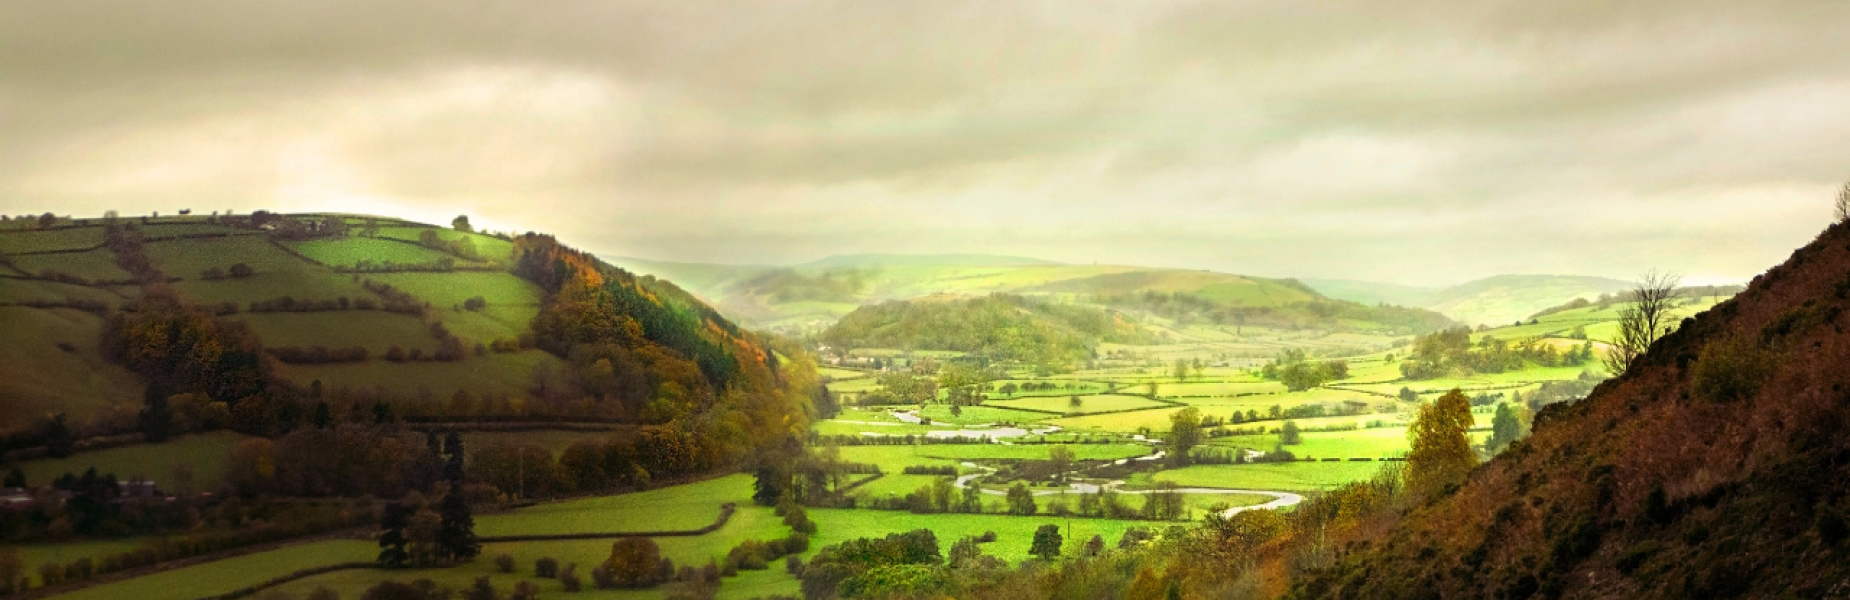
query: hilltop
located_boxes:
[1291,223,1850,598]
[610,253,1454,336]
[1305,274,1636,328]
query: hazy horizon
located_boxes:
[5,0,1848,286]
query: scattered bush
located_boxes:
[559,563,582,592]
[535,556,559,578]
[1691,338,1778,403]
[495,553,515,573]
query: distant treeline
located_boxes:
[819,294,1154,369]
[1094,289,1456,335]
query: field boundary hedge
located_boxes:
[477,502,738,542]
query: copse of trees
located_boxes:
[1406,389,1477,496]
[819,294,1153,371]
[1260,349,1348,391]
[1398,328,1595,380]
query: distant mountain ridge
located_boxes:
[1305,274,1635,328]
[606,253,1454,336]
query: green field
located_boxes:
[50,540,378,600]
[476,475,752,537]
[281,350,566,400]
[287,238,463,268]
[1208,427,1412,459]
[12,249,131,282]
[914,404,1053,425]
[986,394,1170,415]
[15,431,248,491]
[1155,381,1287,397]
[0,307,145,430]
[1150,462,1387,492]
[238,311,441,354]
[0,227,104,254]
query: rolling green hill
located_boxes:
[0,213,812,454]
[818,294,1154,367]
[610,254,1454,336]
[1305,274,1637,328]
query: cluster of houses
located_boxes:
[0,479,167,511]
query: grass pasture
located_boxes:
[1151,462,1387,492]
[986,394,1169,415]
[0,307,144,430]
[15,431,248,491]
[49,540,378,600]
[11,249,131,282]
[280,350,566,400]
[286,238,462,268]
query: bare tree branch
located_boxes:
[1836,180,1850,223]
[1603,270,1682,376]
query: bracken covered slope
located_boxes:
[1292,222,1850,599]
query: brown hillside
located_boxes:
[1292,222,1850,599]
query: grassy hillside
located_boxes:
[1291,223,1850,599]
[1297,278,1441,307]
[819,294,1153,367]
[0,213,812,455]
[1418,273,1634,328]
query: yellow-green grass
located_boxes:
[145,236,316,278]
[361,272,542,310]
[825,378,881,394]
[988,379,1112,397]
[985,394,1170,415]
[476,474,754,537]
[17,431,248,491]
[285,238,463,268]
[1152,462,1386,492]
[810,420,941,437]
[916,405,1053,425]
[18,538,145,586]
[237,311,442,354]
[0,278,129,305]
[11,249,131,282]
[1207,427,1411,458]
[0,307,144,430]
[280,351,567,400]
[0,228,104,254]
[267,509,790,600]
[913,444,1151,463]
[1155,381,1287,397]
[851,473,955,498]
[1052,407,1392,434]
[806,508,1145,564]
[372,228,516,263]
[834,446,966,472]
[49,540,377,600]
[171,271,375,306]
[818,367,870,380]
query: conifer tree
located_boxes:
[377,502,410,567]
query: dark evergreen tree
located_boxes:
[438,483,480,562]
[140,388,172,443]
[43,414,75,458]
[313,401,334,429]
[378,502,411,567]
[752,465,785,507]
[373,401,395,424]
[443,431,465,482]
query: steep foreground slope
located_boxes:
[1292,223,1850,599]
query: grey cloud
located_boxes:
[2,0,1847,285]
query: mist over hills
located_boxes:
[611,253,1648,332]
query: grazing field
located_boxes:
[50,540,377,600]
[170,271,375,306]
[987,394,1170,415]
[16,431,248,491]
[145,236,313,278]
[0,227,103,254]
[915,404,1054,425]
[475,475,753,537]
[1208,427,1413,458]
[0,307,144,430]
[0,277,127,305]
[11,249,131,281]
[1155,381,1287,397]
[286,238,460,267]
[19,538,145,585]
[363,272,543,310]
[237,311,441,354]
[1151,462,1388,492]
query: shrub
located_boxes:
[308,587,339,600]
[590,565,616,589]
[559,563,582,592]
[462,577,498,600]
[785,555,804,576]
[604,538,661,587]
[978,531,997,543]
[495,553,516,573]
[229,263,253,278]
[511,580,539,600]
[535,557,559,578]
[1691,338,1777,403]
[38,562,62,586]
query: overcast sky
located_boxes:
[3,0,1847,286]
